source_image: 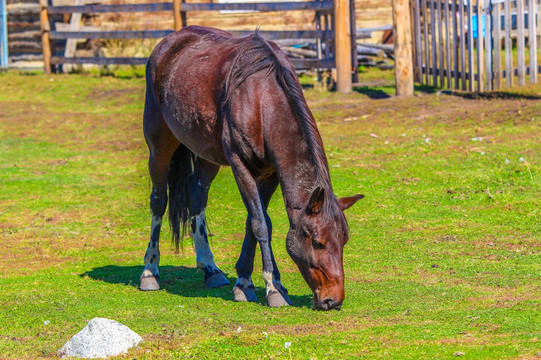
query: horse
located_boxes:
[139,25,363,310]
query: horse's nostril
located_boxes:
[320,298,339,310]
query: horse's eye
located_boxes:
[312,239,326,250]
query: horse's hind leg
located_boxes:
[140,95,179,291]
[186,158,229,288]
[233,174,279,303]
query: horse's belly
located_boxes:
[164,110,229,166]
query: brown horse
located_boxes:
[139,26,363,310]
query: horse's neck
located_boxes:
[272,121,331,224]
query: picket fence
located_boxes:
[413,0,541,91]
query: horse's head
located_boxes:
[286,187,363,310]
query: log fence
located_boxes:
[412,0,541,91]
[39,0,360,87]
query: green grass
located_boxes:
[0,71,540,359]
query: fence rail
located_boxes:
[412,0,541,91]
[39,0,357,75]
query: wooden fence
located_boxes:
[39,0,359,76]
[412,0,541,91]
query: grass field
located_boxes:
[0,70,540,359]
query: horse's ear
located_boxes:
[338,194,364,211]
[307,187,325,214]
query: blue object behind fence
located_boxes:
[472,14,486,39]
[0,0,8,68]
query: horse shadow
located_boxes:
[83,265,313,308]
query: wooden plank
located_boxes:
[517,0,525,85]
[528,0,537,83]
[49,29,333,40]
[173,0,181,31]
[413,0,422,83]
[39,0,51,73]
[452,0,459,89]
[444,0,451,87]
[422,0,429,84]
[437,0,444,86]
[459,0,466,89]
[504,0,512,86]
[50,30,173,39]
[50,56,331,69]
[392,0,414,95]
[467,0,474,91]
[334,0,352,93]
[484,0,491,91]
[430,0,437,86]
[476,0,483,92]
[493,1,501,89]
[64,0,82,58]
[47,1,333,15]
[350,0,358,83]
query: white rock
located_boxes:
[59,318,143,359]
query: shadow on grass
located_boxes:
[352,84,439,99]
[449,91,541,100]
[83,265,313,308]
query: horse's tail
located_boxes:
[168,143,196,253]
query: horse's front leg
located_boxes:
[228,153,291,307]
[233,175,284,304]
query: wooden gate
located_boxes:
[412,0,541,92]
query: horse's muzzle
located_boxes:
[314,297,343,311]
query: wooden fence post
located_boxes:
[39,0,52,74]
[392,0,414,96]
[334,0,352,93]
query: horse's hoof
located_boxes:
[205,271,230,288]
[233,286,257,302]
[140,275,160,291]
[266,291,291,307]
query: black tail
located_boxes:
[168,143,196,252]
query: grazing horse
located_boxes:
[139,26,363,310]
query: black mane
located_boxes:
[222,31,347,231]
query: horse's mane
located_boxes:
[222,31,347,231]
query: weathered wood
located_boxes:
[39,0,51,73]
[421,0,429,84]
[528,0,537,83]
[493,1,501,89]
[476,0,483,92]
[7,29,40,40]
[334,0,352,93]
[64,0,82,59]
[349,0,358,82]
[429,0,437,86]
[516,0,525,85]
[467,0,473,91]
[173,0,181,31]
[356,42,394,52]
[444,0,451,87]
[413,0,422,83]
[392,0,414,95]
[51,56,148,64]
[458,0,465,89]
[49,30,173,39]
[436,0,444,87]
[484,0,492,91]
[452,0,458,89]
[47,1,334,15]
[282,46,317,57]
[504,0,512,86]
[50,55,330,69]
[49,29,333,40]
[357,44,385,57]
